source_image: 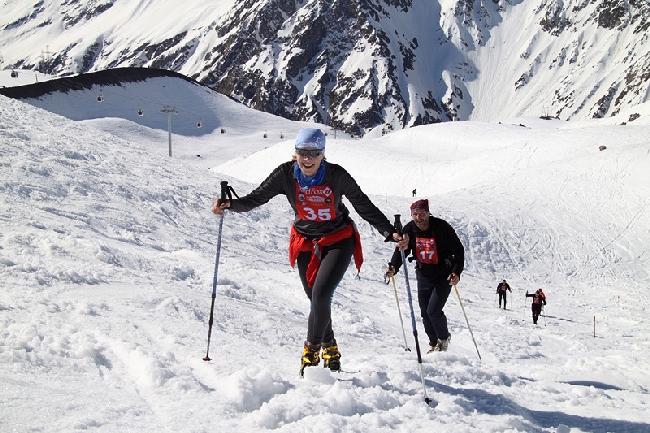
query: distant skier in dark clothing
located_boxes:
[412,189,417,197]
[496,279,512,309]
[212,128,399,375]
[385,199,465,353]
[526,289,547,324]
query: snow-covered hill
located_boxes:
[1,73,650,431]
[1,0,648,136]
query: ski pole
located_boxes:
[394,214,431,404]
[203,181,238,361]
[390,275,411,351]
[454,285,481,360]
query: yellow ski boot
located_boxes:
[299,341,320,377]
[321,340,341,372]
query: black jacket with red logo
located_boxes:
[227,160,394,240]
[389,216,465,285]
[497,282,511,293]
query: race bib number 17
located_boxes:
[415,237,439,264]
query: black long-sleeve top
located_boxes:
[497,282,512,293]
[389,216,465,285]
[227,160,395,240]
[526,292,547,305]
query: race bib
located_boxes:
[415,237,438,264]
[295,183,336,221]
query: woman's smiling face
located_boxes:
[296,148,324,177]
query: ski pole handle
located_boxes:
[220,181,229,202]
[394,214,403,235]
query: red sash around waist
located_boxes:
[289,222,363,288]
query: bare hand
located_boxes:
[211,199,230,215]
[385,265,396,278]
[396,233,409,251]
[448,272,460,285]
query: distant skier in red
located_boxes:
[526,289,547,324]
[496,279,512,309]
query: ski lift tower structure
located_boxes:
[161,105,178,157]
[40,46,51,74]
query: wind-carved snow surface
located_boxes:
[1,72,650,431]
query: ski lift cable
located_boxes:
[53,75,212,124]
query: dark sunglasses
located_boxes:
[296,148,322,157]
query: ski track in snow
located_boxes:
[1,76,650,432]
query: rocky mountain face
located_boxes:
[1,0,648,136]
[510,0,650,121]
[195,0,456,137]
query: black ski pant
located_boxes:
[532,304,543,324]
[416,270,452,347]
[297,236,353,345]
[498,291,508,308]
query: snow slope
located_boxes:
[1,74,650,432]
